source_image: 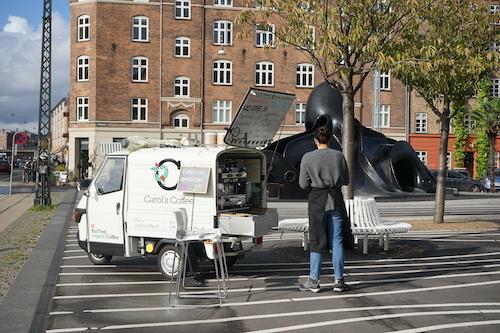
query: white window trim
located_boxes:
[77,55,89,82]
[255,23,275,47]
[214,0,233,7]
[378,104,391,128]
[380,71,391,91]
[295,103,306,125]
[132,16,149,42]
[213,60,232,85]
[132,56,148,82]
[77,15,90,42]
[415,112,428,133]
[213,20,233,46]
[491,78,500,98]
[212,100,232,124]
[76,97,89,122]
[174,37,191,57]
[416,151,427,165]
[173,113,189,128]
[174,76,190,97]
[296,63,314,88]
[131,98,148,122]
[175,0,191,20]
[255,61,274,87]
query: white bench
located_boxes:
[277,197,412,254]
[346,197,412,254]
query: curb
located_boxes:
[0,189,78,333]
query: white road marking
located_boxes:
[59,272,160,276]
[64,244,80,247]
[57,280,172,287]
[247,310,500,333]
[46,327,88,332]
[49,311,74,315]
[53,270,500,299]
[62,256,88,260]
[387,319,500,333]
[63,250,85,253]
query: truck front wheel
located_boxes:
[158,245,181,279]
[88,252,112,265]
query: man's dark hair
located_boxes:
[314,125,332,144]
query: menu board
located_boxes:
[177,167,211,194]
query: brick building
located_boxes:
[68,0,410,177]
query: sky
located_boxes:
[0,0,70,132]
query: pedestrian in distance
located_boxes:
[298,124,353,293]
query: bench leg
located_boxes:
[354,235,359,245]
[363,235,368,254]
[379,235,384,247]
[384,234,389,251]
[303,232,309,251]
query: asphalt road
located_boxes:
[45,225,500,332]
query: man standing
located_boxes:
[298,125,350,293]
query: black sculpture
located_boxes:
[264,82,436,199]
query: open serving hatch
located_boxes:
[224,88,295,148]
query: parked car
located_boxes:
[430,170,484,192]
[0,160,11,174]
[483,168,500,192]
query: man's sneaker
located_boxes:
[333,279,347,293]
[298,279,320,293]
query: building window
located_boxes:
[131,98,147,121]
[76,97,89,121]
[255,23,275,47]
[255,61,274,86]
[77,15,90,41]
[464,113,475,134]
[295,103,306,125]
[491,41,500,52]
[446,151,452,169]
[212,100,231,123]
[174,37,190,57]
[77,56,89,82]
[214,0,232,6]
[213,20,233,45]
[495,152,500,168]
[377,105,390,128]
[132,16,149,42]
[175,0,191,19]
[213,60,232,85]
[380,71,390,91]
[416,151,427,165]
[174,76,190,97]
[491,78,500,98]
[296,63,314,88]
[132,57,148,82]
[415,112,428,133]
[173,114,189,128]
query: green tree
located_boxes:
[390,0,498,223]
[236,0,420,198]
[472,97,500,192]
[451,104,467,168]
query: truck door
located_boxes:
[86,156,126,255]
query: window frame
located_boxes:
[295,103,306,125]
[295,63,314,88]
[94,157,126,195]
[132,56,149,82]
[77,55,90,82]
[173,113,189,128]
[214,0,232,6]
[416,151,427,165]
[174,76,190,97]
[77,15,90,42]
[131,98,148,122]
[132,16,149,42]
[379,71,391,91]
[255,61,274,87]
[255,23,275,47]
[491,78,500,98]
[378,104,391,128]
[415,112,428,133]
[213,20,233,46]
[212,100,232,124]
[212,60,232,85]
[76,96,89,121]
[174,37,191,57]
[175,0,191,20]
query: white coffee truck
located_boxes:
[73,89,294,277]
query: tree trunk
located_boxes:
[433,104,451,224]
[341,91,355,199]
[488,133,496,193]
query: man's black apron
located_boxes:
[308,187,354,252]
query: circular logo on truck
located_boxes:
[150,159,181,190]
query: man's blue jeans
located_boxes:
[309,209,344,281]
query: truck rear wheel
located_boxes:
[88,252,112,265]
[158,245,181,278]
